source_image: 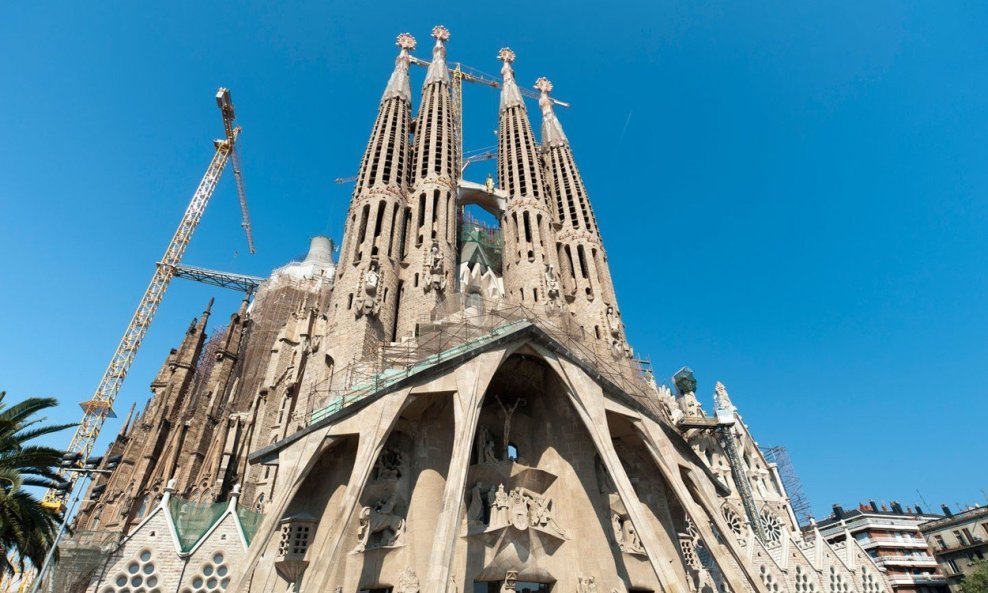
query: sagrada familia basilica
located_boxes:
[60,26,894,593]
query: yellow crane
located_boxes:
[43,87,255,511]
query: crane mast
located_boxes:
[44,87,252,508]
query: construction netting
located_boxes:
[169,496,229,552]
[236,505,264,545]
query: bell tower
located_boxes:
[536,77,629,357]
[396,25,457,339]
[328,33,415,366]
[496,49,563,315]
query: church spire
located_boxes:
[535,77,568,147]
[424,25,450,86]
[327,32,416,369]
[537,77,625,357]
[498,48,525,111]
[496,48,561,315]
[382,33,415,103]
[395,25,458,339]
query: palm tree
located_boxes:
[0,391,75,578]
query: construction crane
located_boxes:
[43,87,255,510]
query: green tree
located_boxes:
[0,391,75,577]
[963,560,988,593]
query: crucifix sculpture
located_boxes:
[494,394,526,459]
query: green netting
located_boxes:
[236,505,265,545]
[169,496,229,552]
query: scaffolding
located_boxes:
[306,295,658,425]
[764,445,813,527]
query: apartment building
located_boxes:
[816,502,948,593]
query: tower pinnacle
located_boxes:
[498,47,524,111]
[425,25,450,86]
[382,33,416,103]
[535,77,568,147]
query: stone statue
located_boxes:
[398,568,420,593]
[544,263,561,301]
[476,426,498,464]
[579,576,598,593]
[605,305,628,357]
[490,483,509,527]
[357,261,382,318]
[373,447,404,480]
[530,494,566,537]
[467,482,484,524]
[612,512,624,544]
[355,491,405,551]
[494,394,526,460]
[426,241,446,292]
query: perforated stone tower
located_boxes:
[72,27,895,593]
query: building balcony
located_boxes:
[859,537,930,550]
[885,575,948,586]
[873,555,939,567]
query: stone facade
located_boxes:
[67,27,895,593]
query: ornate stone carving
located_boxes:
[425,241,446,293]
[612,512,645,554]
[356,260,382,318]
[500,571,518,593]
[355,491,405,551]
[494,394,526,459]
[605,305,632,358]
[467,482,486,524]
[477,426,498,464]
[372,446,404,480]
[490,483,509,527]
[488,483,565,537]
[398,568,420,593]
[578,576,599,593]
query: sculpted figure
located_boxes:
[612,513,624,545]
[530,494,565,537]
[490,484,509,527]
[426,241,446,292]
[544,263,561,301]
[357,261,382,318]
[476,426,498,464]
[355,491,405,551]
[467,482,484,523]
[398,568,420,593]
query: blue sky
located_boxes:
[2,1,986,518]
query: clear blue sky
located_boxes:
[2,1,986,518]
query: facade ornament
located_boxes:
[476,426,498,464]
[544,263,561,302]
[356,260,382,318]
[372,447,404,480]
[489,483,510,527]
[578,576,599,593]
[355,491,405,551]
[488,483,565,537]
[500,571,518,593]
[612,512,645,554]
[425,241,446,292]
[398,568,420,593]
[604,305,631,357]
[494,394,525,459]
[467,482,486,524]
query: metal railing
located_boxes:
[305,295,657,425]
